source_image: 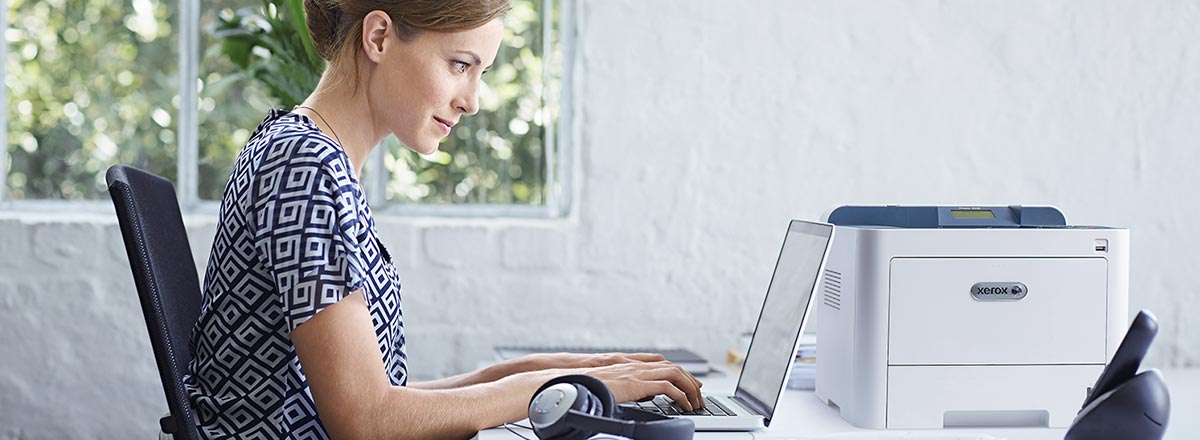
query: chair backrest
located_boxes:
[106,165,202,440]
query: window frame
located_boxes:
[0,0,7,204]
[1,0,573,219]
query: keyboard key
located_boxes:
[624,395,738,417]
[707,398,736,416]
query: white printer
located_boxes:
[814,205,1129,429]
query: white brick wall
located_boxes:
[3,1,1200,437]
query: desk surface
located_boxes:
[478,368,1199,440]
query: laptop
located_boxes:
[622,219,835,431]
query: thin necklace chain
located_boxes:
[293,105,342,146]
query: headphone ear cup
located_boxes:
[556,378,616,440]
[566,375,616,418]
[573,383,596,414]
[530,375,614,440]
[548,384,599,440]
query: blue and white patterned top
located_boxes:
[184,109,407,439]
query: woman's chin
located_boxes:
[402,138,440,155]
[412,143,440,155]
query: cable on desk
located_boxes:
[503,423,533,440]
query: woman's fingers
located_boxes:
[576,358,706,411]
[647,361,703,409]
[625,362,702,410]
[650,380,693,412]
[672,366,704,410]
[583,352,701,397]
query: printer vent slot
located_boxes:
[823,269,842,311]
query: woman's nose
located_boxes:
[455,84,480,115]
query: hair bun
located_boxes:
[303,0,347,61]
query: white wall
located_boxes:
[2,1,1199,437]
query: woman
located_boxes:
[184,1,703,438]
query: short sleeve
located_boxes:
[254,152,367,331]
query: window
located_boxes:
[3,0,570,216]
[4,0,179,201]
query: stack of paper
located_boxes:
[787,335,817,390]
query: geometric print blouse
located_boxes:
[184,109,407,439]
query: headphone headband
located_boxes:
[561,409,638,438]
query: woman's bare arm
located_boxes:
[405,364,513,390]
[293,290,703,440]
[408,351,691,391]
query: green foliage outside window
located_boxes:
[5,0,179,200]
[198,0,317,201]
[385,0,557,205]
[6,0,558,206]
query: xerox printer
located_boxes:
[814,205,1129,429]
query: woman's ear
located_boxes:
[360,10,391,64]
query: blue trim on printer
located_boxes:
[827,205,1067,228]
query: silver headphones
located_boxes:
[527,374,694,440]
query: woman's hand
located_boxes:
[487,357,706,428]
[510,359,704,412]
[513,351,667,372]
[413,351,683,391]
[505,352,705,408]
[579,360,705,411]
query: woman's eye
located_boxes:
[452,60,470,73]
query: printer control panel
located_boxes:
[828,205,1069,228]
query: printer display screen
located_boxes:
[951,209,996,219]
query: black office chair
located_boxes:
[106,165,203,440]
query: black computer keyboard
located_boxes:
[626,395,737,416]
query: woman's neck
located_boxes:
[295,70,386,180]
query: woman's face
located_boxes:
[367,18,505,155]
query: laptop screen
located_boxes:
[734,220,833,424]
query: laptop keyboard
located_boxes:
[627,395,737,416]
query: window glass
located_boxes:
[196,0,282,201]
[5,0,178,200]
[384,0,559,205]
[4,0,561,208]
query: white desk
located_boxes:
[477,368,1199,440]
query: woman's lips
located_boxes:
[433,117,454,135]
